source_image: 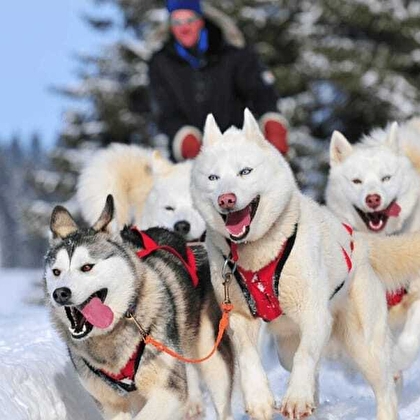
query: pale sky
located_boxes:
[0,0,121,149]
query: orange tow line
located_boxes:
[126,260,234,364]
[126,302,233,364]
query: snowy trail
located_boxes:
[1,269,420,419]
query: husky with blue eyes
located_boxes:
[190,109,420,420]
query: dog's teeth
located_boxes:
[70,322,88,337]
[369,219,384,231]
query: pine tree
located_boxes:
[209,0,329,198]
[26,1,168,244]
[26,1,165,226]
[29,132,43,163]
[0,136,43,267]
[55,0,163,148]
[294,0,420,140]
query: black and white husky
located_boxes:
[44,195,233,420]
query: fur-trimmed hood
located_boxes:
[149,4,245,51]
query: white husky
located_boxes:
[326,120,420,235]
[326,119,420,373]
[190,109,420,420]
[77,144,205,242]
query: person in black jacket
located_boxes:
[148,0,289,162]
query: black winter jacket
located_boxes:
[148,19,279,158]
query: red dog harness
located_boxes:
[340,224,406,308]
[341,223,354,272]
[133,228,199,287]
[386,288,407,307]
[226,225,297,322]
[101,342,144,383]
[84,341,145,394]
[226,223,354,322]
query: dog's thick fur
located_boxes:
[326,119,420,373]
[190,109,420,420]
[76,144,205,241]
[44,196,233,420]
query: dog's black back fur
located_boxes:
[121,225,232,366]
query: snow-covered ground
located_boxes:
[1,268,420,419]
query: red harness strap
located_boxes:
[232,241,288,321]
[341,224,406,308]
[341,223,354,272]
[132,228,199,287]
[386,288,407,307]
[84,340,146,393]
[100,341,145,383]
[229,226,297,322]
[227,223,354,322]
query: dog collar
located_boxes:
[83,340,145,395]
[132,228,199,287]
[225,224,298,322]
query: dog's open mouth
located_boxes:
[354,200,401,232]
[65,288,113,339]
[220,196,260,241]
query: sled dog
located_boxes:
[190,109,420,420]
[326,119,420,373]
[44,195,233,420]
[77,144,205,241]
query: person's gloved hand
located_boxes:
[260,113,289,155]
[172,126,202,161]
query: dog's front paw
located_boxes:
[279,387,315,419]
[245,393,274,420]
[184,397,204,420]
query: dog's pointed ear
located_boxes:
[92,194,115,232]
[330,131,353,166]
[386,122,399,152]
[151,150,173,176]
[203,114,222,148]
[243,108,265,143]
[50,205,79,239]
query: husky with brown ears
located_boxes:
[44,195,234,420]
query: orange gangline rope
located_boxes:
[143,302,233,364]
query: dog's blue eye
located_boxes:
[239,167,253,176]
[81,264,94,273]
[208,174,219,181]
[165,206,175,211]
[52,269,61,277]
[352,178,362,184]
[382,175,391,182]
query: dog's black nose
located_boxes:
[174,220,191,236]
[53,287,72,305]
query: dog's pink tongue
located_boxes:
[226,206,251,236]
[386,202,401,217]
[81,297,114,329]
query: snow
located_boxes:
[2,268,420,419]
